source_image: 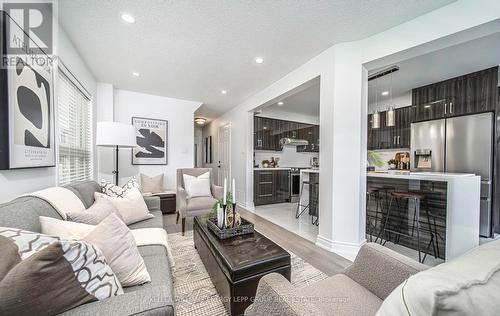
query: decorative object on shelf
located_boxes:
[0,12,56,169]
[96,122,137,185]
[132,117,168,165]
[262,159,270,168]
[387,159,398,170]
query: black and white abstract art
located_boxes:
[132,117,168,165]
[0,11,55,169]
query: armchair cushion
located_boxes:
[344,243,427,300]
[183,172,211,198]
[211,184,224,199]
[186,196,216,213]
[303,274,382,316]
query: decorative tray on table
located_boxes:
[207,217,255,240]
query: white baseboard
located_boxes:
[316,235,366,261]
[238,201,255,212]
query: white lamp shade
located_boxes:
[96,121,137,148]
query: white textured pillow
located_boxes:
[84,213,151,287]
[40,216,94,240]
[101,177,139,198]
[140,173,164,194]
[94,188,154,225]
[377,239,500,316]
[66,198,124,225]
[183,172,211,198]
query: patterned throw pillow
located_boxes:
[0,228,123,315]
[100,177,139,198]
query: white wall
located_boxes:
[368,92,412,113]
[0,26,97,202]
[97,89,202,191]
[205,0,500,260]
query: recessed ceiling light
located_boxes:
[221,90,227,94]
[277,101,284,106]
[121,13,136,23]
[132,72,140,77]
[255,57,264,64]
[381,91,389,96]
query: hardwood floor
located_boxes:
[164,208,351,276]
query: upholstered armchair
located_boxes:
[176,168,224,235]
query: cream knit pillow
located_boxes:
[94,188,154,225]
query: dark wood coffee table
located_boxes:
[193,215,291,316]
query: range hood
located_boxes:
[280,138,309,147]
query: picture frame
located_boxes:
[0,11,56,170]
[204,136,213,164]
[132,117,168,165]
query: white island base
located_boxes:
[367,172,481,261]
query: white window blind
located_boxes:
[57,68,93,186]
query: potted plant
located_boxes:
[387,159,398,170]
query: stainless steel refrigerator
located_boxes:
[410,112,494,237]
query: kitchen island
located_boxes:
[367,172,480,261]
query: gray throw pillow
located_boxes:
[66,198,124,225]
[140,173,164,194]
[0,228,123,316]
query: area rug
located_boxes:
[168,230,328,316]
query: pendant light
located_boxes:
[386,71,395,127]
[372,76,380,129]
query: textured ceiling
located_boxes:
[58,0,455,120]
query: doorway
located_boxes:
[218,123,231,185]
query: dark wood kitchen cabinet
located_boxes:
[254,116,320,152]
[254,169,291,205]
[412,67,498,122]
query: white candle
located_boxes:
[232,178,236,204]
[223,178,227,205]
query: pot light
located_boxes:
[132,72,140,77]
[221,90,227,94]
[255,57,264,64]
[277,101,284,106]
[121,13,136,23]
[194,117,207,126]
[381,91,389,96]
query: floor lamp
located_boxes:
[96,121,137,185]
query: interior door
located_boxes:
[217,123,231,186]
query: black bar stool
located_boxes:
[376,191,437,263]
[366,188,381,242]
[310,181,319,226]
[295,181,311,218]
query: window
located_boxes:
[57,66,93,186]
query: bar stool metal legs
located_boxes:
[295,181,310,219]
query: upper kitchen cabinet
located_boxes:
[412,67,498,122]
[254,116,277,151]
[367,106,412,150]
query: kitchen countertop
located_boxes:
[300,169,320,173]
[254,167,292,171]
[367,171,477,181]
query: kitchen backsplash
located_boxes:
[369,148,410,171]
[255,147,319,168]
